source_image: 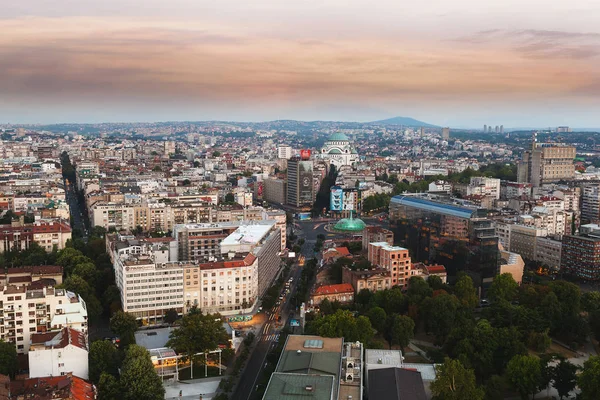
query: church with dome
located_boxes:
[320,132,359,168]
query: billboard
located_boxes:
[298,212,312,221]
[298,160,314,205]
[330,186,343,211]
[300,149,311,160]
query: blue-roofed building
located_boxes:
[389,194,499,286]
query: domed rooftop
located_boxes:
[333,213,367,232]
[327,132,350,142]
[328,148,342,154]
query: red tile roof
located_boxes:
[425,265,446,274]
[30,327,88,351]
[313,283,354,296]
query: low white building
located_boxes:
[28,327,89,380]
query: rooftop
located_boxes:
[326,132,350,142]
[391,195,475,219]
[221,223,274,246]
[313,283,354,296]
[263,373,335,400]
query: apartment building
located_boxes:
[582,185,600,224]
[112,253,185,322]
[183,253,258,315]
[561,234,600,281]
[467,177,501,199]
[28,327,89,380]
[509,224,547,261]
[263,178,287,205]
[0,265,63,288]
[0,220,72,253]
[367,242,411,287]
[501,182,532,200]
[0,286,88,353]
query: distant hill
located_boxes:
[370,116,439,128]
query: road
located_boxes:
[64,180,88,241]
[231,262,302,400]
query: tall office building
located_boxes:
[495,126,499,133]
[500,125,504,134]
[441,127,450,140]
[517,134,576,187]
[389,195,498,285]
[483,124,487,132]
[287,156,314,208]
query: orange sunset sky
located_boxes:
[1,0,600,127]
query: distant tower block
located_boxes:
[484,124,487,132]
[420,127,424,138]
[500,125,504,134]
[495,126,499,133]
[442,127,450,140]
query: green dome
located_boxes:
[327,132,350,141]
[328,148,342,154]
[334,216,367,232]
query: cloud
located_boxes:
[0,16,598,113]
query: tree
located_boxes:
[89,340,118,384]
[367,307,387,334]
[120,345,165,400]
[72,262,98,285]
[110,311,138,347]
[224,193,235,203]
[422,293,460,343]
[427,275,445,291]
[306,309,374,344]
[453,274,478,309]
[488,273,518,303]
[212,151,221,157]
[0,340,18,377]
[164,309,179,325]
[579,356,600,400]
[387,314,414,351]
[506,355,542,400]
[60,275,102,321]
[167,311,229,379]
[552,358,578,399]
[406,276,432,304]
[97,372,121,400]
[430,358,484,400]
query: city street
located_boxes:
[64,179,88,241]
[231,262,302,400]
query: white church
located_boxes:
[320,132,359,168]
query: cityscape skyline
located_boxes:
[2,1,600,127]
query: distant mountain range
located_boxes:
[369,116,440,128]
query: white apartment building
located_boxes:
[428,180,452,193]
[467,177,501,199]
[112,252,185,322]
[29,327,89,380]
[277,145,293,160]
[0,286,88,353]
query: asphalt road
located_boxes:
[64,180,88,240]
[232,264,302,400]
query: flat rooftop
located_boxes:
[369,242,408,251]
[221,222,275,246]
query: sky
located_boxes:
[1,0,600,127]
